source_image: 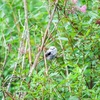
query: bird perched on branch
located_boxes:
[45,46,57,60]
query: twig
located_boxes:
[7,2,20,33]
[64,0,68,17]
[59,40,71,92]
[6,13,25,94]
[2,1,30,99]
[5,91,15,100]
[2,33,8,68]
[22,40,28,69]
[28,0,58,77]
[23,0,32,65]
[53,22,71,92]
[43,48,48,76]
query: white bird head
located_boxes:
[45,46,57,60]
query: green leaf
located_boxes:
[68,96,79,100]
[57,37,68,41]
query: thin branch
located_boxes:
[5,91,15,100]
[59,39,71,92]
[28,0,58,77]
[2,1,30,99]
[23,0,32,65]
[43,48,48,76]
[2,33,8,68]
[7,2,21,33]
[53,22,71,92]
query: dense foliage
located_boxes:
[0,0,100,100]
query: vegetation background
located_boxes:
[0,0,100,100]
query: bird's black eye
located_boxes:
[45,52,51,57]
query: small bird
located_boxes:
[45,46,57,60]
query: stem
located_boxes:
[23,0,32,65]
[29,0,58,77]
